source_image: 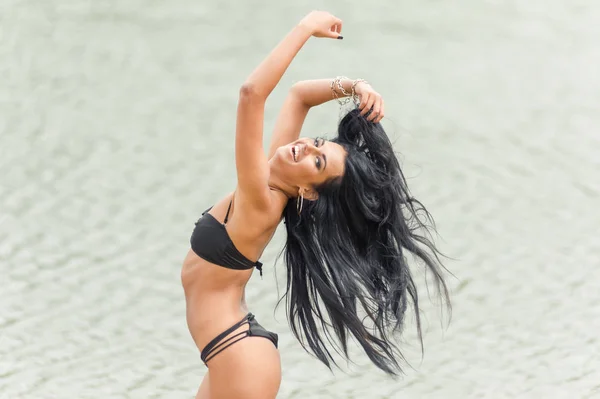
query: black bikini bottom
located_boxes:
[200,313,279,364]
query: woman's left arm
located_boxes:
[267,79,384,158]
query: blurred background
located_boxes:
[1,1,599,398]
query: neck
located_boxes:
[268,160,297,198]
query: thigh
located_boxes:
[195,371,210,399]
[208,336,281,399]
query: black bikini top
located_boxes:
[190,199,263,277]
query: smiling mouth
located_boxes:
[291,145,298,162]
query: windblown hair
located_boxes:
[281,108,451,375]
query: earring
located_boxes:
[296,194,304,215]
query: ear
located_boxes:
[298,186,319,201]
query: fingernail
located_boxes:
[337,35,343,40]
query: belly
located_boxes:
[181,249,252,350]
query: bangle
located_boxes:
[331,77,368,106]
[351,79,367,105]
[331,76,352,105]
[336,77,351,97]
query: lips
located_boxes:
[291,144,301,162]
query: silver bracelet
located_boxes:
[351,78,367,105]
[331,76,352,105]
[331,77,368,106]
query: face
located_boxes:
[270,137,347,198]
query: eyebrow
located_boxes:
[321,139,328,170]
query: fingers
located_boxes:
[305,11,343,39]
[332,16,342,31]
[374,99,385,123]
[375,99,385,123]
[367,97,381,122]
[359,94,376,117]
[359,94,385,123]
[358,94,369,114]
[329,20,343,38]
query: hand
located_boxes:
[299,11,343,39]
[355,82,384,123]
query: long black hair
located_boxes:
[281,108,451,375]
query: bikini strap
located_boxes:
[201,313,254,364]
[223,197,233,225]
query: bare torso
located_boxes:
[180,191,285,352]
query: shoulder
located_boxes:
[235,187,288,226]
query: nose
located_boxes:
[305,141,318,154]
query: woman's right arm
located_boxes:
[235,11,343,206]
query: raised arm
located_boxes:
[267,78,385,158]
[235,11,343,206]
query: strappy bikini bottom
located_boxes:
[200,313,279,364]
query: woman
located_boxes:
[181,10,450,399]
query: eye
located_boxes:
[314,138,323,169]
[313,137,325,170]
